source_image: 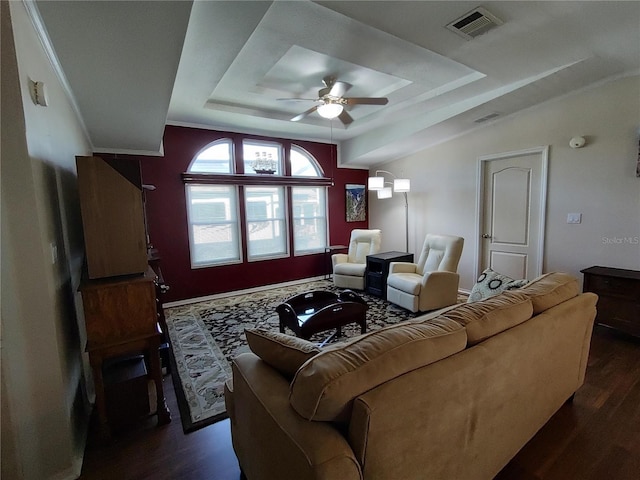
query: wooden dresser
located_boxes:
[581,266,640,337]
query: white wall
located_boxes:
[2,1,92,479]
[370,74,640,291]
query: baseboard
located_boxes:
[163,276,326,308]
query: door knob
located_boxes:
[481,234,492,239]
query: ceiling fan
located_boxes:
[280,76,388,125]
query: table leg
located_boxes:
[89,355,111,441]
[148,344,171,425]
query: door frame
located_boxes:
[474,145,549,281]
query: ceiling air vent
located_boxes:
[446,7,503,40]
[474,112,501,123]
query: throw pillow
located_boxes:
[245,328,321,379]
[467,268,528,303]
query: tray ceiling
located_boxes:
[34,1,640,166]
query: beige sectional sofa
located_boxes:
[224,273,597,480]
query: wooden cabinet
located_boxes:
[81,267,159,349]
[80,267,170,439]
[581,266,640,337]
[366,251,414,299]
[76,156,148,279]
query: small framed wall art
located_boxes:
[345,184,366,222]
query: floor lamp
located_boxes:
[368,170,411,252]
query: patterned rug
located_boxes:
[165,279,463,432]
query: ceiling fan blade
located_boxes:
[291,105,319,122]
[338,110,354,125]
[276,97,318,102]
[345,97,389,106]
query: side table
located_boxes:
[366,251,414,299]
[325,245,349,279]
[581,266,640,337]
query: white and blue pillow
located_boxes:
[467,268,529,303]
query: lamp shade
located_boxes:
[368,176,385,190]
[317,102,344,119]
[377,187,393,199]
[394,178,411,192]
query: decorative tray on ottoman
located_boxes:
[276,290,367,346]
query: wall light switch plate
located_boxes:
[567,213,582,224]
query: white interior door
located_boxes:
[476,147,548,280]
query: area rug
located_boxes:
[165,279,465,432]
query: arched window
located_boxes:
[188,139,233,174]
[186,139,239,267]
[290,146,326,254]
[184,137,329,267]
[291,145,324,177]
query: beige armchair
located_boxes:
[332,229,382,290]
[386,233,464,312]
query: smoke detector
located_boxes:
[446,7,503,40]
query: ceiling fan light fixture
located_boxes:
[317,102,343,119]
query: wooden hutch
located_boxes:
[76,155,170,439]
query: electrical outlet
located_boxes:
[567,213,582,224]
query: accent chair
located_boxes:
[332,229,382,290]
[386,233,464,312]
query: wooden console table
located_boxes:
[366,251,414,300]
[80,267,171,440]
[581,266,640,337]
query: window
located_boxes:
[245,186,288,260]
[186,184,241,267]
[189,139,233,173]
[243,140,282,175]
[291,145,324,177]
[184,138,329,267]
[292,186,327,254]
[290,146,327,254]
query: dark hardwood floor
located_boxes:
[79,326,640,480]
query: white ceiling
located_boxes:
[35,1,640,167]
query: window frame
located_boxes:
[185,184,243,269]
[183,138,332,268]
[244,185,290,261]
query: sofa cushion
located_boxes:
[289,318,466,422]
[334,262,366,276]
[518,272,579,314]
[245,328,320,379]
[440,291,533,346]
[386,272,422,295]
[467,268,528,303]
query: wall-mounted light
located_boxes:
[367,169,411,252]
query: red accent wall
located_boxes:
[99,125,368,302]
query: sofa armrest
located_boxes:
[418,271,460,311]
[420,270,459,288]
[388,262,417,274]
[229,353,362,480]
